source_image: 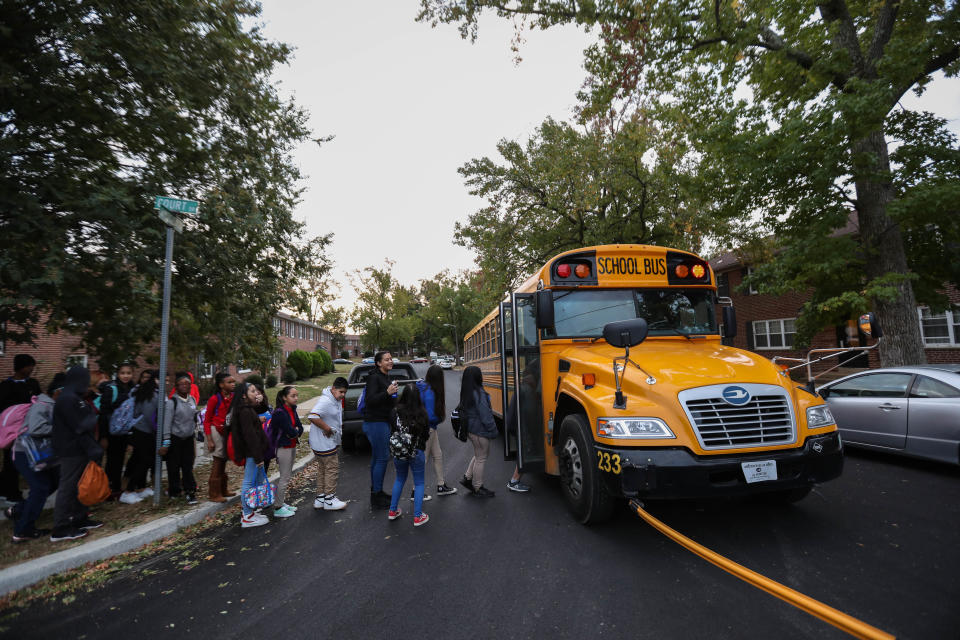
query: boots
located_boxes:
[208,457,226,503]
[221,467,236,498]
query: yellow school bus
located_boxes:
[464,244,843,523]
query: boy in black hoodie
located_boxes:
[0,354,42,504]
[51,366,104,541]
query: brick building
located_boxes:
[710,251,960,374]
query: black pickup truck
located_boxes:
[341,362,419,449]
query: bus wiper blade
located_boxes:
[662,327,694,340]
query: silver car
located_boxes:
[817,365,960,465]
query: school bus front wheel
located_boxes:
[557,413,615,524]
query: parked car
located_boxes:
[410,356,428,363]
[361,357,374,364]
[333,358,353,365]
[817,365,960,465]
[341,362,420,449]
[439,357,454,370]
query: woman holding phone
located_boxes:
[362,351,399,509]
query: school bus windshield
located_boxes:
[543,288,718,339]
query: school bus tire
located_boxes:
[558,413,614,524]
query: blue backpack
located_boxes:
[357,389,366,415]
[109,396,137,435]
[94,382,119,411]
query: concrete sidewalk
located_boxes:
[0,395,326,596]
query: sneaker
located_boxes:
[436,484,458,496]
[2,506,14,520]
[273,505,295,518]
[459,476,475,493]
[387,508,402,521]
[119,491,144,504]
[315,495,328,510]
[409,490,432,502]
[241,513,269,528]
[138,487,154,498]
[324,496,347,510]
[474,486,496,498]
[413,513,430,527]
[186,494,198,505]
[11,528,51,544]
[77,518,103,530]
[284,503,298,512]
[50,527,88,542]
[507,479,531,493]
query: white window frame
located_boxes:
[273,317,281,336]
[918,306,960,347]
[752,318,797,350]
[66,354,88,368]
[744,267,758,295]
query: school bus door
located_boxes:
[500,293,544,471]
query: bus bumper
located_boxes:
[597,432,843,500]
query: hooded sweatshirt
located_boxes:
[308,387,343,452]
[13,393,55,454]
[162,393,198,440]
[53,366,102,460]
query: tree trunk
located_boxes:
[852,130,927,366]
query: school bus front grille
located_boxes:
[684,395,794,449]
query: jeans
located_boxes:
[165,435,196,496]
[12,453,57,536]
[362,421,391,493]
[389,450,425,516]
[240,458,260,516]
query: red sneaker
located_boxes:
[413,513,429,527]
[388,508,402,521]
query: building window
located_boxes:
[717,272,730,298]
[753,318,796,349]
[919,306,960,346]
[66,354,88,368]
[273,317,281,335]
[743,267,757,295]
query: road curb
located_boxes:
[0,452,316,597]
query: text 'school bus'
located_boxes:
[464,245,844,523]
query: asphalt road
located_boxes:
[5,367,960,639]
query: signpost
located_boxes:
[151,196,197,506]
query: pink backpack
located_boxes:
[0,398,37,449]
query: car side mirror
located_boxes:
[603,318,649,348]
[722,306,737,338]
[535,289,554,329]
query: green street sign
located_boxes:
[153,195,199,214]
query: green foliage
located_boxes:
[243,373,264,388]
[350,261,423,353]
[0,0,331,370]
[339,350,350,359]
[286,350,313,380]
[317,349,333,374]
[265,374,278,389]
[319,306,348,356]
[282,369,297,385]
[415,270,486,355]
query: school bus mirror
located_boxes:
[603,318,649,348]
[535,289,554,329]
[722,306,737,338]
[858,312,882,338]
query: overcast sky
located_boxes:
[259,2,959,323]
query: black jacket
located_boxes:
[53,366,103,460]
[362,368,395,422]
[97,378,132,436]
[233,405,269,464]
[0,376,41,412]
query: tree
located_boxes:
[286,350,313,380]
[418,0,960,365]
[0,0,326,370]
[455,117,719,298]
[295,233,336,324]
[417,270,487,354]
[319,305,348,356]
[350,261,397,352]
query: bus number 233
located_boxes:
[597,451,621,474]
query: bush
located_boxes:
[310,351,324,377]
[282,368,297,384]
[286,350,313,380]
[316,348,332,374]
[340,350,349,359]
[266,374,278,388]
[244,373,264,388]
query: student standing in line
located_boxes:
[203,372,236,503]
[99,363,135,499]
[387,385,430,526]
[362,351,399,509]
[161,374,199,504]
[124,371,159,501]
[0,354,42,505]
[416,365,456,500]
[307,377,348,511]
[270,385,302,518]
[229,382,270,528]
[459,366,498,498]
[50,366,103,541]
[7,373,66,542]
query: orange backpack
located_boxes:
[77,461,112,506]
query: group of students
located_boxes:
[361,351,530,529]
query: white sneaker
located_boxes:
[138,487,154,498]
[119,491,144,504]
[324,496,347,510]
[313,495,326,510]
[241,513,269,528]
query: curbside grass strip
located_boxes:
[0,452,316,596]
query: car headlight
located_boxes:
[806,405,835,429]
[597,417,675,439]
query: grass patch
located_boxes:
[284,363,354,404]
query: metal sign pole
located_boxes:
[154,223,175,507]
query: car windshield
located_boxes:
[544,288,718,339]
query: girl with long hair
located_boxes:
[229,381,271,528]
[124,370,159,501]
[416,365,456,498]
[387,385,431,526]
[270,385,302,518]
[361,351,399,508]
[459,366,498,498]
[203,372,236,503]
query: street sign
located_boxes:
[156,208,184,234]
[153,195,198,214]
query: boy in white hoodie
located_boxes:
[308,377,348,510]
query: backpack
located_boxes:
[93,382,119,412]
[357,388,366,415]
[388,414,417,460]
[77,460,111,506]
[0,399,36,449]
[450,405,469,442]
[226,431,244,467]
[108,396,137,435]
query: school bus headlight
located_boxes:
[806,405,835,428]
[597,418,675,439]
